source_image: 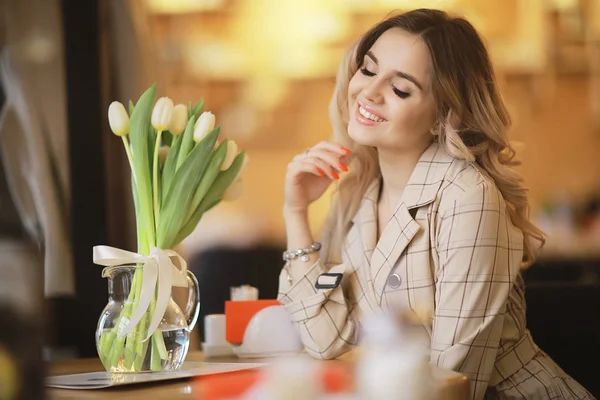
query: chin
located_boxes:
[347,122,380,147]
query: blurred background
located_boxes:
[1,0,600,396]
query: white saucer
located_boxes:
[232,345,301,359]
[202,342,235,358]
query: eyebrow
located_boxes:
[365,51,424,91]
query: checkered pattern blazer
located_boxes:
[278,143,593,400]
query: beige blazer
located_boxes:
[278,143,592,400]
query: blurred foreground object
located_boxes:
[0,0,74,298]
[356,309,439,400]
[0,240,45,400]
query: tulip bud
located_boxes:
[221,140,238,171]
[222,179,244,202]
[108,101,129,136]
[169,104,188,135]
[193,111,215,142]
[151,97,174,131]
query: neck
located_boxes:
[377,142,431,208]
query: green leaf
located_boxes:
[187,101,193,119]
[174,151,245,245]
[157,128,220,248]
[191,99,204,120]
[202,199,221,214]
[185,139,228,221]
[129,100,135,116]
[129,84,157,252]
[161,134,183,202]
[199,150,245,209]
[148,124,156,167]
[176,116,196,171]
[131,173,142,251]
[162,131,174,147]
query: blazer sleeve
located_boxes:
[277,260,357,360]
[432,182,524,400]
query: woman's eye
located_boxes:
[360,67,375,77]
[393,87,410,99]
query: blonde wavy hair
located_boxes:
[321,9,545,267]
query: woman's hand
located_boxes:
[284,142,351,214]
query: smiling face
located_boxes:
[347,28,437,153]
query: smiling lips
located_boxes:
[355,101,387,125]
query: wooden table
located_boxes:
[47,351,469,399]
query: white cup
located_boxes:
[235,306,303,357]
[204,314,228,346]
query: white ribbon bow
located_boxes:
[93,245,189,340]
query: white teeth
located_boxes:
[359,106,386,122]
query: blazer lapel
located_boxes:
[370,203,421,305]
[369,142,454,304]
[352,180,379,260]
[346,179,382,312]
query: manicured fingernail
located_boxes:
[341,147,352,154]
[317,168,326,176]
[339,163,348,172]
[332,171,339,180]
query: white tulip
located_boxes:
[193,111,215,142]
[221,140,238,171]
[222,179,244,202]
[108,101,129,136]
[151,97,174,131]
[169,104,188,135]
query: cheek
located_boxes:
[389,100,436,132]
[347,73,363,100]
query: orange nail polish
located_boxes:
[317,168,326,176]
[341,147,352,155]
[339,163,348,172]
[332,171,339,180]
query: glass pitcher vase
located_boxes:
[95,265,200,372]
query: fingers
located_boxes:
[296,142,351,169]
[289,142,352,180]
[311,141,352,156]
[287,159,324,179]
[304,157,338,179]
[306,149,348,173]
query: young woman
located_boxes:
[278,9,593,400]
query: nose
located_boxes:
[362,78,384,104]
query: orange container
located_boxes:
[224,299,280,344]
[195,361,353,399]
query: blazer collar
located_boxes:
[399,141,454,210]
[349,142,454,304]
[352,141,454,225]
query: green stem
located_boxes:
[151,341,162,371]
[135,312,149,356]
[153,330,169,360]
[134,339,149,371]
[123,269,143,369]
[130,224,152,371]
[121,136,137,187]
[98,268,144,371]
[148,294,162,371]
[153,130,163,231]
[110,336,127,369]
[99,331,115,361]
